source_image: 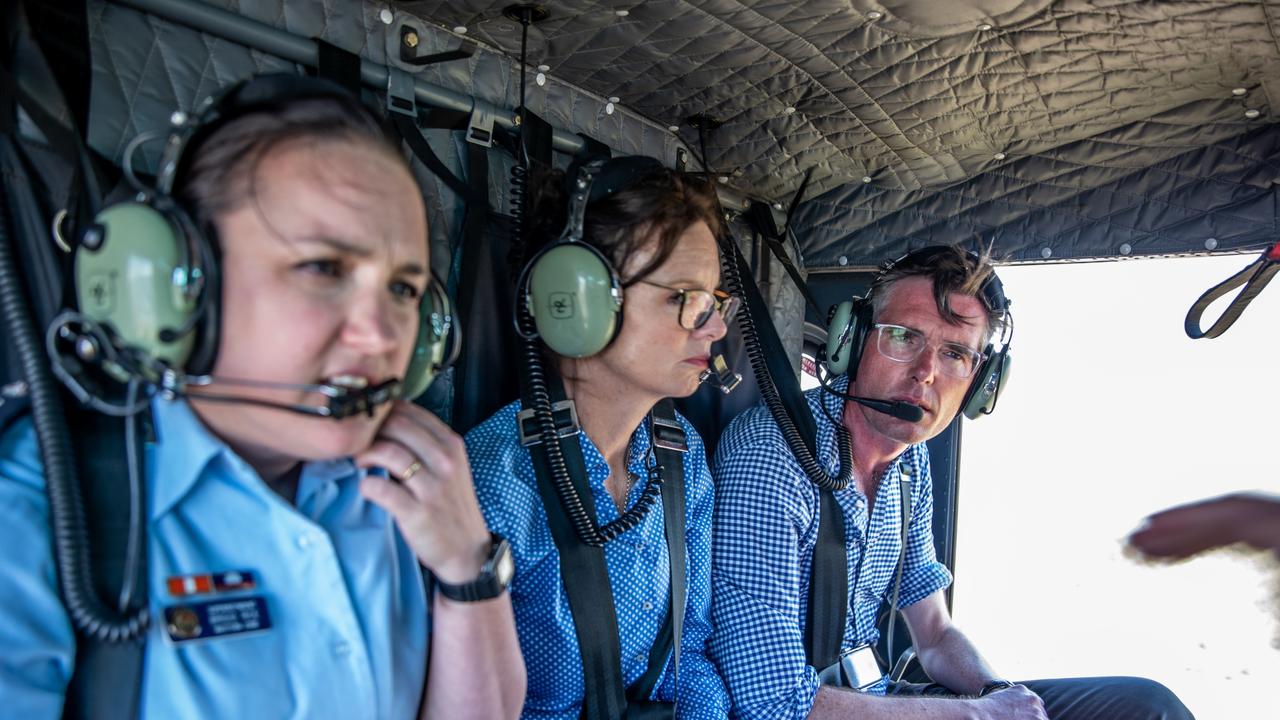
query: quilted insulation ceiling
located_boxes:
[400,0,1280,266]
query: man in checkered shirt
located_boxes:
[709,246,1193,719]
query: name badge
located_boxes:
[164,596,272,644]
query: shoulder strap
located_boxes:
[882,472,913,671]
[628,400,686,703]
[523,376,627,720]
[804,490,848,671]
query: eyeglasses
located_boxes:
[637,280,741,330]
[873,323,985,379]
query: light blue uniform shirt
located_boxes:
[465,400,729,720]
[0,398,429,719]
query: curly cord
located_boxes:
[719,231,853,491]
[0,176,148,641]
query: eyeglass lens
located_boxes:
[875,324,980,378]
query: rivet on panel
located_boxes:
[615,9,630,17]
[608,96,620,104]
[838,255,849,266]
[1040,247,1053,259]
[861,175,872,184]
[1232,87,1248,97]
[1119,243,1132,256]
[403,31,420,49]
[978,22,994,31]
[867,11,883,20]
[1205,237,1219,250]
[379,8,394,25]
[1245,108,1261,119]
[773,202,784,210]
[453,25,468,34]
[535,72,547,86]
[717,175,729,183]
[537,64,550,72]
[993,151,1006,161]
[784,106,797,114]
[732,167,745,177]
[170,111,188,126]
[605,102,616,115]
[668,125,680,132]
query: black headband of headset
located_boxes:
[872,245,1010,316]
[156,73,383,197]
[564,154,667,204]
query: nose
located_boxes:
[340,286,401,357]
[694,306,730,342]
[909,344,938,384]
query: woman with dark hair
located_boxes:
[465,157,735,718]
[0,75,523,718]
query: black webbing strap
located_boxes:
[314,39,362,95]
[883,473,913,671]
[1184,241,1280,339]
[804,491,848,671]
[744,201,824,319]
[628,400,685,705]
[524,377,627,720]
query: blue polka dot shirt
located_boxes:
[708,375,952,718]
[466,400,730,719]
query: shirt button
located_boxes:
[296,534,313,550]
[333,640,351,657]
[633,653,646,664]
[642,601,654,611]
[635,542,647,552]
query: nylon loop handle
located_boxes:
[1184,241,1280,339]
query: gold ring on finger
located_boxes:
[402,460,423,480]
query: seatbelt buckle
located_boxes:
[517,400,580,447]
[651,413,688,453]
[817,643,883,691]
[466,105,495,147]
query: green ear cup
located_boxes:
[962,351,1010,419]
[527,242,622,358]
[75,203,199,368]
[825,300,855,375]
[401,281,455,400]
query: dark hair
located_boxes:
[527,162,722,285]
[174,92,403,229]
[868,245,1006,343]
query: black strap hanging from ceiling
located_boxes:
[804,490,848,671]
[314,40,362,95]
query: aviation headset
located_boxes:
[72,73,456,400]
[824,246,1012,420]
[520,155,666,358]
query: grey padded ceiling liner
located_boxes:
[84,0,1280,267]
[403,0,1280,265]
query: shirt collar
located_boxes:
[148,397,229,520]
[148,398,358,519]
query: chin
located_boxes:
[285,414,382,461]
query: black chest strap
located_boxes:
[525,385,686,719]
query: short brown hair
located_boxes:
[868,245,1006,343]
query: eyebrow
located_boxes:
[296,235,427,276]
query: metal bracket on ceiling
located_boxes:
[400,26,477,67]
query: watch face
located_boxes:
[494,540,515,586]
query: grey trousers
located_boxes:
[888,676,1195,720]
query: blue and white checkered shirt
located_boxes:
[709,375,952,719]
[466,400,729,720]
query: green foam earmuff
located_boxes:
[526,242,622,358]
[401,278,459,400]
[520,158,627,358]
[75,202,207,373]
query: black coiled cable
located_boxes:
[514,275,666,546]
[718,230,853,491]
[0,170,148,641]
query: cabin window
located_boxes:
[955,255,1280,718]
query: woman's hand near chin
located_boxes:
[354,401,490,582]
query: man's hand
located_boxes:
[355,401,492,583]
[1127,492,1280,560]
[973,684,1048,720]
